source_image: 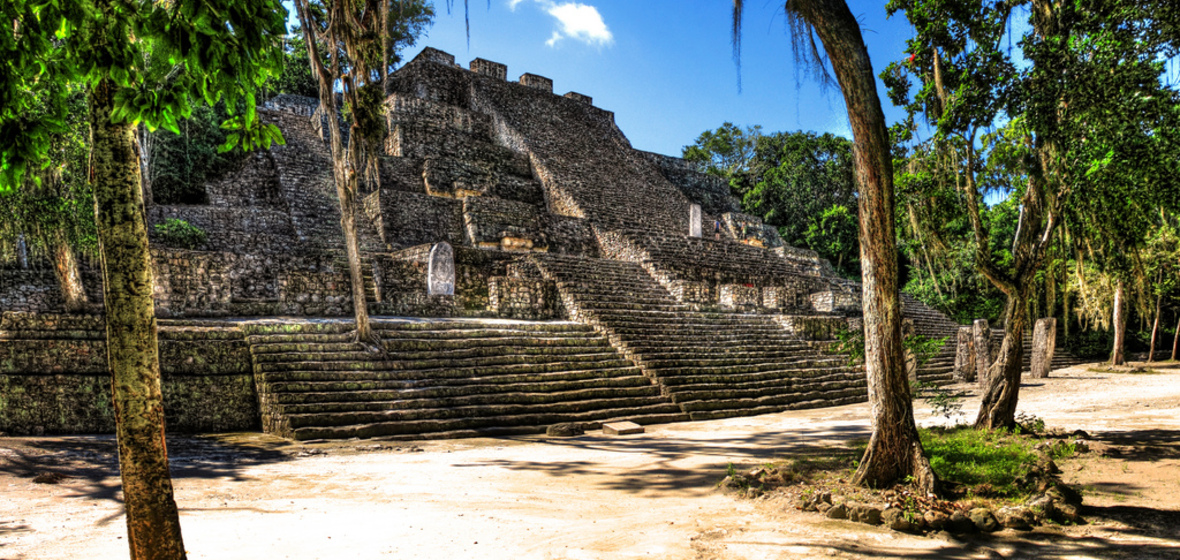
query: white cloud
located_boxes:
[509,0,613,47]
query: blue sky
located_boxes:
[394,1,918,157]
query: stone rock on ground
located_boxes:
[847,502,882,525]
[924,510,950,531]
[948,510,975,533]
[995,506,1034,531]
[969,508,999,532]
[825,502,848,520]
[546,423,584,437]
[882,508,919,533]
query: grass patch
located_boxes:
[920,426,1075,499]
[1088,365,1166,375]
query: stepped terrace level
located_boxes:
[0,47,1054,440]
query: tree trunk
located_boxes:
[975,291,1029,430]
[793,0,936,495]
[51,233,89,313]
[89,78,187,560]
[1148,293,1162,363]
[1171,313,1179,361]
[1110,278,1127,366]
[294,0,377,347]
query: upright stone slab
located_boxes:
[902,318,918,382]
[689,204,702,237]
[427,242,455,296]
[1029,317,1057,379]
[973,319,992,387]
[954,326,976,382]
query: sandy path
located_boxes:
[3,363,1180,560]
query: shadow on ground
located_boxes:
[457,425,869,496]
[0,434,293,506]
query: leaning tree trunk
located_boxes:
[794,0,936,495]
[294,0,376,347]
[51,233,89,313]
[1148,294,1162,363]
[975,292,1029,430]
[1110,278,1127,366]
[89,77,187,560]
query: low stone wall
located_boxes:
[0,313,257,435]
[489,277,562,320]
[775,315,850,341]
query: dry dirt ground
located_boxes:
[3,363,1180,560]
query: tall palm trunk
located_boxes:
[975,293,1028,430]
[51,233,89,313]
[89,76,186,560]
[1110,278,1127,366]
[783,0,936,494]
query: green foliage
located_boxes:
[683,127,859,276]
[148,104,247,204]
[904,334,950,369]
[804,204,859,278]
[153,219,206,250]
[264,31,320,98]
[682,122,761,182]
[832,326,865,365]
[920,427,1075,499]
[0,0,290,193]
[912,380,966,423]
[0,85,96,263]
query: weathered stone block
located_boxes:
[774,315,846,341]
[954,326,976,382]
[973,319,992,386]
[1030,317,1057,379]
[719,284,760,310]
[602,421,644,435]
[563,92,592,105]
[470,58,507,80]
[518,73,553,93]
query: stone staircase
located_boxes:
[901,294,960,384]
[529,253,870,421]
[246,318,686,440]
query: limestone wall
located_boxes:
[0,313,257,435]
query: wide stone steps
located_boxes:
[273,375,656,406]
[289,407,690,441]
[255,350,626,373]
[259,361,640,385]
[253,342,614,364]
[684,394,867,421]
[249,317,684,440]
[284,392,673,427]
[531,253,874,422]
[647,359,851,378]
[673,379,866,409]
[661,367,863,389]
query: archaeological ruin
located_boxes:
[0,48,1078,440]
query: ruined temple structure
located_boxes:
[0,48,966,440]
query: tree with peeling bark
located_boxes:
[884,0,1180,429]
[292,0,432,348]
[733,0,938,494]
[0,1,286,558]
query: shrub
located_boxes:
[153,219,207,249]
